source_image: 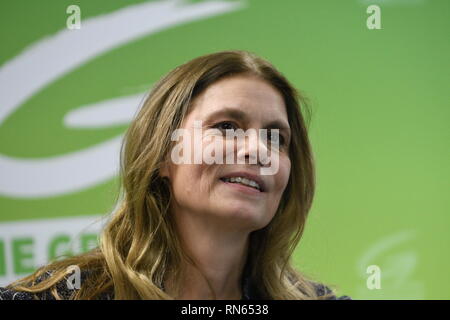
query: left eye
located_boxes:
[267,129,285,146]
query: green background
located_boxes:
[0,0,449,299]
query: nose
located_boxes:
[236,129,270,166]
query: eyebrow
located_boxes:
[204,107,291,134]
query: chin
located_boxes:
[216,205,270,230]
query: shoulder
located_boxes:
[0,270,113,300]
[0,287,37,300]
[0,271,71,300]
[312,282,352,300]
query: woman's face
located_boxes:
[161,74,291,232]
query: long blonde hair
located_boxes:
[8,50,335,300]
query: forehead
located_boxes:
[188,75,288,123]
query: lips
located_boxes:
[219,171,266,192]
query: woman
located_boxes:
[0,50,350,300]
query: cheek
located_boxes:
[170,163,216,201]
[169,164,196,201]
[275,156,291,195]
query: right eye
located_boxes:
[213,121,238,133]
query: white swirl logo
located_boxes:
[0,0,244,198]
[356,230,424,299]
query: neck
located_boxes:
[165,209,250,300]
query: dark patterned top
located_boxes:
[0,270,351,300]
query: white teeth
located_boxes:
[222,176,261,191]
[249,180,258,188]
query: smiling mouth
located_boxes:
[219,176,263,192]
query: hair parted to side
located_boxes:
[8,50,336,300]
